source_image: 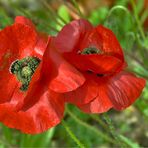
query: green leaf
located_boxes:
[133,64,148,78]
[58,5,70,23]
[104,5,135,50]
[89,7,109,26]
[56,5,70,30]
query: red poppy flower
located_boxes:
[48,19,146,113]
[0,16,65,134]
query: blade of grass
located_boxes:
[102,113,126,147]
[89,114,108,131]
[42,1,67,25]
[130,0,146,41]
[141,9,148,25]
[15,8,60,33]
[62,120,85,148]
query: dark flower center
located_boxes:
[10,57,41,91]
[86,70,104,77]
[80,47,101,55]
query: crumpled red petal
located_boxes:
[75,71,145,113]
[105,71,146,110]
[54,19,93,53]
[0,24,37,60]
[45,40,85,93]
[96,25,124,60]
[76,76,113,113]
[15,16,48,58]
[78,95,112,113]
[64,74,98,105]
[64,52,123,74]
[0,78,64,134]
[15,16,36,29]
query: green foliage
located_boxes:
[54,106,105,147]
[89,7,109,25]
[57,5,70,30]
[19,128,55,147]
[104,5,136,50]
[0,9,12,28]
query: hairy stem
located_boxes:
[102,113,126,147]
[66,108,116,145]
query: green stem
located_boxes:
[140,9,148,25]
[66,108,116,145]
[130,0,146,41]
[89,114,108,131]
[62,120,85,148]
[102,113,126,147]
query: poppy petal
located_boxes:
[106,71,146,110]
[17,63,64,134]
[79,28,103,51]
[64,75,98,105]
[0,24,37,103]
[0,89,64,134]
[44,41,85,93]
[15,16,48,58]
[32,34,49,59]
[77,77,113,113]
[0,24,37,59]
[64,52,123,74]
[15,16,35,29]
[96,25,124,60]
[55,19,93,53]
[78,95,112,113]
[18,90,64,134]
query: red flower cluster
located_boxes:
[0,16,146,134]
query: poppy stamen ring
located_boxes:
[10,56,41,91]
[80,47,102,55]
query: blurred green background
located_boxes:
[0,0,148,147]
